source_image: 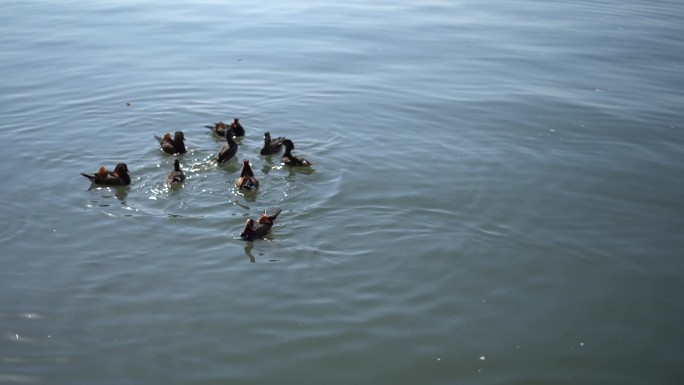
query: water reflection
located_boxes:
[87,185,129,205]
[243,240,256,263]
[260,161,274,175]
[217,156,240,172]
[167,182,184,193]
[262,161,315,177]
[236,189,257,203]
[114,187,128,203]
[285,166,315,177]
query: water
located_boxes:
[1,0,683,383]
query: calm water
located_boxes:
[1,0,683,384]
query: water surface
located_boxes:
[1,1,683,384]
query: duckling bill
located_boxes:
[240,208,282,241]
[81,163,131,186]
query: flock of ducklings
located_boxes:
[81,118,311,241]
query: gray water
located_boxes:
[2,1,683,384]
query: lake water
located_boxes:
[1,0,683,383]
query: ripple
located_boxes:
[0,202,32,244]
[0,374,39,384]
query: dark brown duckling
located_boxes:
[166,159,185,186]
[240,208,282,241]
[260,131,286,155]
[281,139,311,166]
[81,163,131,186]
[154,131,186,155]
[229,118,245,137]
[217,128,238,164]
[235,159,259,191]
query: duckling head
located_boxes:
[282,139,295,150]
[114,163,128,176]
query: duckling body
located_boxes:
[235,159,259,191]
[240,208,282,241]
[281,139,311,166]
[206,118,244,137]
[260,132,286,155]
[155,131,186,155]
[217,128,238,163]
[166,159,185,186]
[81,163,131,186]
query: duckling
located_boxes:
[281,139,311,166]
[166,159,185,186]
[205,120,228,137]
[229,118,245,137]
[205,118,245,137]
[217,128,238,164]
[260,131,286,155]
[235,159,259,191]
[154,131,186,155]
[81,163,131,186]
[240,208,282,241]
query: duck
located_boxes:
[217,128,238,163]
[260,131,286,155]
[240,208,282,241]
[205,118,245,137]
[81,163,131,186]
[229,118,245,137]
[281,139,311,166]
[205,120,227,136]
[154,131,186,155]
[166,159,186,186]
[235,159,259,191]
